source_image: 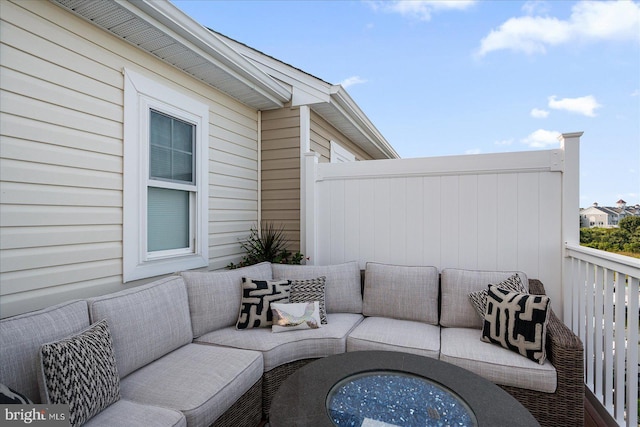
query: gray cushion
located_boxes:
[196,313,363,371]
[363,263,439,324]
[440,327,556,393]
[181,262,273,337]
[87,276,193,378]
[38,320,120,427]
[347,317,440,359]
[440,268,529,329]
[0,300,90,403]
[84,399,186,427]
[120,344,262,427]
[272,262,362,313]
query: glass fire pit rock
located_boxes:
[326,371,478,427]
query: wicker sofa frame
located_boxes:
[258,279,584,427]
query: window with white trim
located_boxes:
[330,140,356,163]
[123,69,209,282]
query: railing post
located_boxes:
[560,131,583,325]
[301,152,320,265]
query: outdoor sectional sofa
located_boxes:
[0,261,583,427]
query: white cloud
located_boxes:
[465,148,482,154]
[530,108,549,118]
[548,95,601,117]
[340,76,368,88]
[477,1,640,56]
[368,0,476,21]
[632,89,640,97]
[521,129,561,148]
[522,1,550,16]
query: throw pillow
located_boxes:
[0,383,32,404]
[289,276,327,324]
[469,274,526,320]
[38,320,120,427]
[481,285,551,364]
[236,278,291,329]
[271,302,321,333]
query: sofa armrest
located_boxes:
[528,279,584,357]
[528,279,584,398]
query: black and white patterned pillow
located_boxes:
[289,276,327,324]
[0,383,32,404]
[481,285,551,364]
[39,320,120,427]
[469,274,526,320]
[236,278,291,329]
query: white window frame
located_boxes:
[123,69,209,282]
[330,140,356,163]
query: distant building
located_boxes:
[580,200,640,228]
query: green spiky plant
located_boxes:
[226,222,305,269]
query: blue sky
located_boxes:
[172,0,639,207]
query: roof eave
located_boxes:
[51,0,291,110]
[327,86,400,160]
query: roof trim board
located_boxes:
[51,0,290,110]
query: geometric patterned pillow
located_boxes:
[0,383,32,404]
[481,285,551,364]
[236,278,291,330]
[38,320,120,427]
[289,276,327,324]
[469,274,526,320]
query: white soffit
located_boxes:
[51,0,290,110]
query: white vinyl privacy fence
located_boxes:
[302,133,582,315]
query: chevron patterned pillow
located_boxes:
[468,274,526,320]
[289,276,327,324]
[236,278,291,329]
[38,320,120,427]
[481,285,551,364]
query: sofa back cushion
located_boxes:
[0,300,90,403]
[440,268,529,329]
[87,276,192,378]
[272,262,362,314]
[363,263,439,324]
[181,262,273,337]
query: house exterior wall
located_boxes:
[0,0,261,317]
[310,111,374,162]
[261,107,302,250]
[260,108,376,254]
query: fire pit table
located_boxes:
[269,350,539,427]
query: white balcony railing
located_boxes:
[564,243,639,427]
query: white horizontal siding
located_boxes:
[0,0,261,317]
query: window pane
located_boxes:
[148,187,190,252]
[150,110,194,184]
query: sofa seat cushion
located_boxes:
[440,269,529,329]
[84,399,186,427]
[196,313,363,372]
[363,263,439,324]
[181,262,273,337]
[440,327,556,393]
[120,343,262,427]
[347,317,440,359]
[0,300,90,403]
[272,262,362,314]
[88,276,193,378]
